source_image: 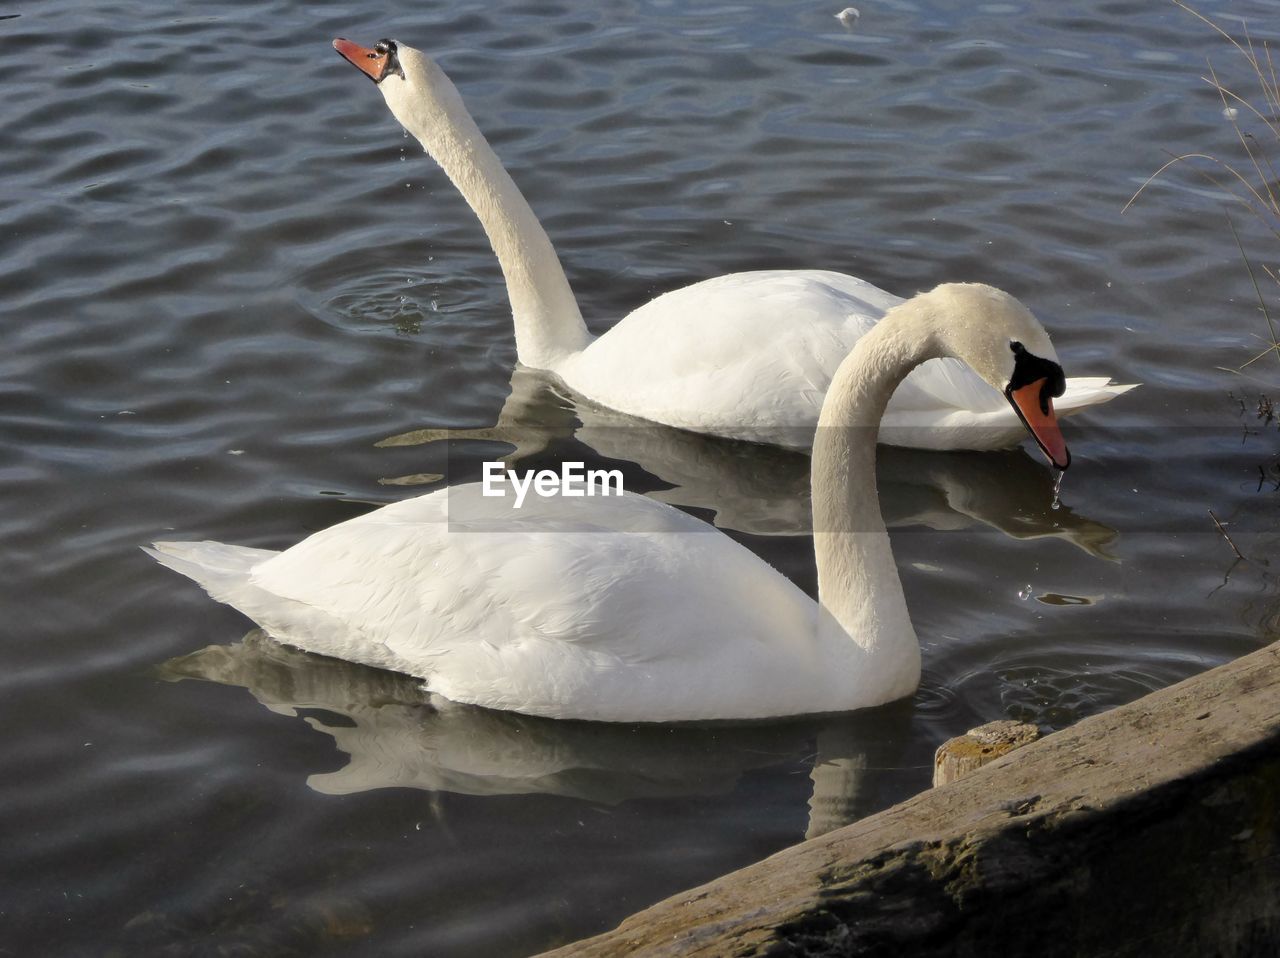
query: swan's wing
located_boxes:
[558,269,1136,451]
[888,357,1007,413]
[559,270,899,443]
[191,485,817,721]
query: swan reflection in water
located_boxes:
[158,631,917,838]
[377,366,1118,555]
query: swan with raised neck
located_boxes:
[335,37,588,368]
[147,281,1070,722]
[331,36,1132,452]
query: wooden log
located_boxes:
[536,641,1280,958]
[932,719,1040,786]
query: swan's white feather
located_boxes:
[151,486,843,722]
[556,269,1133,449]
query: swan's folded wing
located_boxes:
[560,270,897,438]
[242,486,818,717]
[888,357,1007,413]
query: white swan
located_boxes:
[332,37,1132,451]
[149,283,1076,722]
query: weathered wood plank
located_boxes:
[537,641,1280,958]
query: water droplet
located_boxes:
[1051,470,1064,511]
[1018,584,1033,600]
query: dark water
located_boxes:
[4,1,1279,955]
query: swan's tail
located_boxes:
[145,540,373,667]
[880,375,1138,451]
[1056,377,1139,416]
[144,540,280,606]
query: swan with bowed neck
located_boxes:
[332,37,1132,451]
[148,283,1074,723]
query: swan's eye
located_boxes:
[1010,341,1026,355]
[372,40,404,81]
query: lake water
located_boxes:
[5,1,1279,954]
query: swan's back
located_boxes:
[557,271,892,443]
[151,484,827,722]
[555,269,1013,447]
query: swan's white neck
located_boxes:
[811,300,940,692]
[383,60,592,368]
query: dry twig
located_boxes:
[1209,509,1247,561]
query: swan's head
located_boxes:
[924,283,1071,470]
[333,37,406,84]
[333,38,456,142]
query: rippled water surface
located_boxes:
[5,1,1280,955]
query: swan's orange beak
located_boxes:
[333,38,389,83]
[1007,378,1071,470]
